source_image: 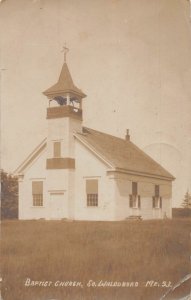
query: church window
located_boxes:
[155,185,159,197]
[152,185,162,208]
[132,182,137,195]
[86,179,98,207]
[129,182,141,208]
[53,141,61,157]
[32,181,43,206]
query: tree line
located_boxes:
[0,170,18,219]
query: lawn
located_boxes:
[1,219,190,300]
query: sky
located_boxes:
[0,0,191,207]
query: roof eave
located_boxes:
[108,167,175,181]
[43,88,87,99]
[14,138,47,175]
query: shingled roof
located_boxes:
[75,127,175,180]
[43,63,86,99]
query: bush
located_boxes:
[0,170,18,219]
[172,208,191,218]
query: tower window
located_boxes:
[32,181,43,206]
[53,141,61,158]
[86,179,98,207]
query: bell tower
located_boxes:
[43,47,86,170]
[43,48,86,219]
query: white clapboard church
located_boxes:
[15,50,175,221]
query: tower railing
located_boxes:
[47,105,82,119]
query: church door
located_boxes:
[49,193,67,219]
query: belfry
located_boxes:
[43,46,86,109]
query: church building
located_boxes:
[15,51,175,221]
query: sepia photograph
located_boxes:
[0,0,191,299]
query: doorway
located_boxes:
[49,192,67,219]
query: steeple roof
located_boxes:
[43,62,86,99]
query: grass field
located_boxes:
[1,219,191,300]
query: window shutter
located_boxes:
[152,196,155,208]
[160,197,162,208]
[129,195,133,208]
[32,181,43,194]
[86,180,98,194]
[138,195,141,208]
[53,142,61,158]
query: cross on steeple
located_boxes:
[62,44,69,63]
